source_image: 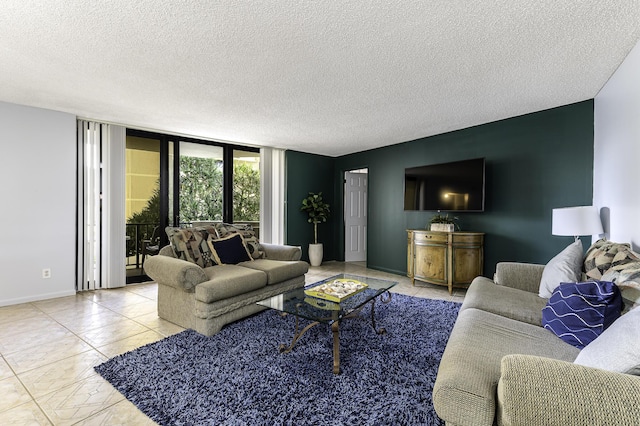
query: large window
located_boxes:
[125,135,160,279]
[233,149,261,223]
[125,128,260,245]
[178,142,224,224]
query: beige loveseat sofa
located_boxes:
[144,224,309,336]
[433,239,640,426]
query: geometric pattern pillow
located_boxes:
[590,248,640,292]
[583,239,631,280]
[214,223,265,259]
[608,249,640,290]
[610,247,640,269]
[165,226,220,268]
[542,280,623,349]
[616,262,640,290]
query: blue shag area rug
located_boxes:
[95,294,460,425]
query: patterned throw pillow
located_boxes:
[616,263,640,290]
[542,280,623,349]
[583,239,631,280]
[207,233,252,264]
[165,226,220,268]
[606,249,640,290]
[591,248,640,291]
[214,223,265,259]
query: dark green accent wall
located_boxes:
[287,100,595,278]
[285,151,335,262]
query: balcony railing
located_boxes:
[125,220,260,270]
[126,223,157,269]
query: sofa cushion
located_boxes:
[539,240,583,298]
[542,280,623,349]
[461,277,547,326]
[497,354,640,426]
[260,243,303,261]
[433,308,579,426]
[494,262,545,294]
[165,226,220,268]
[574,306,640,374]
[238,259,309,285]
[207,233,253,265]
[193,275,306,325]
[214,223,265,259]
[583,239,631,280]
[196,265,267,303]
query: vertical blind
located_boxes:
[76,120,126,291]
[260,147,286,245]
[77,123,282,291]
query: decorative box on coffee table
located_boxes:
[407,230,484,294]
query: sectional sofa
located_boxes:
[433,239,640,426]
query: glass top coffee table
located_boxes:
[257,273,397,374]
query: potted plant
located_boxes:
[429,213,459,232]
[301,192,331,266]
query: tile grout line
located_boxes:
[0,290,157,425]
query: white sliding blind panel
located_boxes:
[260,147,286,244]
[77,120,126,291]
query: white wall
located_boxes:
[0,102,77,306]
[594,39,640,250]
[594,39,640,306]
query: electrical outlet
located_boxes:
[42,268,51,279]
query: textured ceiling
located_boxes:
[1,1,639,156]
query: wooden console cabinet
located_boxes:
[407,230,484,294]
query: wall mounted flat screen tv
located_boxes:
[404,158,485,212]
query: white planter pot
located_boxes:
[430,223,455,232]
[308,243,324,266]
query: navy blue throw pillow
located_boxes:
[207,233,252,265]
[542,280,622,349]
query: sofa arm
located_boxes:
[494,262,545,294]
[158,245,175,257]
[497,355,640,426]
[261,243,302,261]
[144,255,208,292]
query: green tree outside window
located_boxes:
[127,156,260,230]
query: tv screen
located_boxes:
[404,158,485,212]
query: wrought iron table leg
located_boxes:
[370,291,393,335]
[278,292,393,375]
[278,309,321,353]
[279,321,320,353]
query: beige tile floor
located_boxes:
[0,261,466,425]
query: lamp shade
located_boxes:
[552,206,603,237]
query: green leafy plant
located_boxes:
[232,162,260,222]
[429,213,458,224]
[179,156,224,222]
[301,192,331,244]
[127,157,260,229]
[179,157,260,223]
[428,213,459,230]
